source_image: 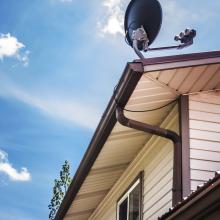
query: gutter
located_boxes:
[116,106,182,206]
[54,62,143,220]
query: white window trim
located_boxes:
[117,179,140,220]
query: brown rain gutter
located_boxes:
[116,106,182,206]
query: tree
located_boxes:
[49,160,72,220]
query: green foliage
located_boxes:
[48,160,72,220]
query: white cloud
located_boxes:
[0,33,29,66]
[99,0,214,38]
[0,79,100,130]
[16,50,30,67]
[103,0,121,9]
[98,0,124,36]
[0,33,24,58]
[0,150,31,182]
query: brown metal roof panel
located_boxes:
[159,172,220,220]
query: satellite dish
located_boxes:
[124,0,162,49]
[124,0,196,59]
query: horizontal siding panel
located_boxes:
[190,139,220,152]
[144,146,173,181]
[143,191,172,220]
[147,200,172,220]
[189,120,220,133]
[144,179,172,208]
[143,142,173,220]
[190,169,215,182]
[190,159,220,172]
[189,91,220,105]
[144,149,173,192]
[190,148,220,162]
[142,109,177,220]
[189,100,220,114]
[189,110,220,123]
[190,129,220,142]
[144,166,173,196]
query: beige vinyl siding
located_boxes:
[143,149,173,220]
[89,106,178,220]
[143,113,178,220]
[189,91,220,191]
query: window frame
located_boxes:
[116,172,143,220]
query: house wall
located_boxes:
[89,105,179,220]
[189,91,220,191]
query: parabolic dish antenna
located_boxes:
[124,0,196,59]
[124,0,162,48]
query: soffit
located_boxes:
[64,56,220,220]
[143,63,220,96]
[64,70,177,220]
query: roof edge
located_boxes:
[136,50,220,66]
[55,62,143,220]
[160,172,220,219]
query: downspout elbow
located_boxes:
[116,106,130,127]
[166,130,181,144]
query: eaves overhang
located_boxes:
[55,62,144,220]
[55,50,220,220]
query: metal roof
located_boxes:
[55,51,220,220]
[159,171,220,220]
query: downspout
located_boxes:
[116,106,182,206]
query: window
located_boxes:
[117,178,141,220]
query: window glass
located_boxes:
[129,184,140,220]
[118,179,141,220]
[119,198,128,220]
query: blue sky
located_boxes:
[0,0,220,219]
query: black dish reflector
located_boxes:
[124,0,162,48]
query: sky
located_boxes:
[0,0,220,219]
